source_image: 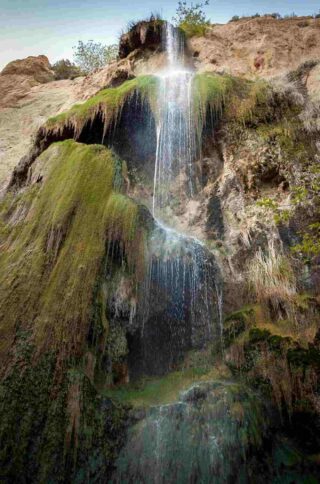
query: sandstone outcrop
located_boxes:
[0,55,55,108]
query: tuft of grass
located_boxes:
[248,241,297,317]
[0,140,146,363]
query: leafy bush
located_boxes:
[230,15,240,22]
[52,59,83,80]
[292,223,320,259]
[73,40,118,74]
[173,0,211,37]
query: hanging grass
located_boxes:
[0,140,147,364]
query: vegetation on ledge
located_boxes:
[45,75,159,139]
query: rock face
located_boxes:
[0,79,81,190]
[189,16,320,77]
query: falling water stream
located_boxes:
[112,23,229,483]
[147,23,222,345]
[153,24,198,216]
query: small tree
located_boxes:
[173,1,211,36]
[52,59,83,80]
[73,40,118,74]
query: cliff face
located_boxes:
[0,17,320,482]
[189,16,320,77]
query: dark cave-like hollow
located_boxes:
[78,92,158,180]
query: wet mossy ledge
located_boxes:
[8,71,302,190]
[45,75,159,139]
[0,140,147,364]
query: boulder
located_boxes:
[0,55,55,109]
[1,54,54,83]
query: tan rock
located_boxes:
[307,64,320,101]
[0,79,82,190]
[0,55,55,109]
[189,16,320,78]
[1,55,54,83]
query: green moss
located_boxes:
[104,363,230,408]
[287,346,320,369]
[193,72,235,126]
[249,327,271,343]
[0,140,146,362]
[192,73,273,133]
[0,339,128,482]
[46,75,159,136]
[223,306,255,347]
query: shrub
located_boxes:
[292,223,320,259]
[73,40,118,74]
[173,0,211,37]
[230,15,240,22]
[52,59,83,80]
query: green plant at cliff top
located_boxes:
[173,0,211,37]
[52,59,84,80]
[73,40,118,74]
[0,140,145,362]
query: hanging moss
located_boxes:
[192,73,272,130]
[0,140,146,365]
[44,75,159,139]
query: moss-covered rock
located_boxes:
[0,340,128,483]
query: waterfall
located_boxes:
[153,24,199,217]
[145,22,222,349]
[112,22,225,482]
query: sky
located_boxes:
[0,0,319,70]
